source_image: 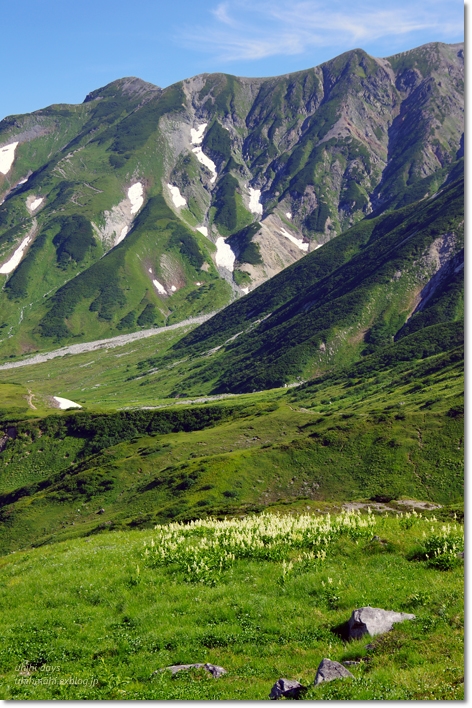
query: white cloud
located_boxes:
[178,0,463,62]
[212,2,240,27]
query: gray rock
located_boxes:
[159,663,226,678]
[202,663,227,678]
[269,678,307,700]
[314,658,354,685]
[347,606,415,640]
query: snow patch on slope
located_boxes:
[215,237,235,271]
[93,182,144,249]
[167,183,186,208]
[192,147,217,183]
[191,124,207,145]
[248,187,263,216]
[0,142,18,175]
[27,196,44,212]
[128,182,144,214]
[153,279,167,295]
[0,234,33,274]
[197,226,208,237]
[53,396,82,410]
[280,228,309,252]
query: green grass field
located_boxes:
[0,510,463,700]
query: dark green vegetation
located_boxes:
[202,120,232,166]
[228,223,263,266]
[51,216,96,267]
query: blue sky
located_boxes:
[1,0,464,120]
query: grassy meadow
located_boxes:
[0,510,463,700]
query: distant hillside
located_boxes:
[131,165,463,394]
[0,42,463,358]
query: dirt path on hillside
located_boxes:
[0,312,217,371]
[26,388,37,409]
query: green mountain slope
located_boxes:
[0,42,463,357]
[131,168,463,394]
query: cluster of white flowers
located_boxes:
[422,523,464,569]
[143,510,376,584]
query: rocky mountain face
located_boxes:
[0,41,463,357]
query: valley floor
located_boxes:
[0,312,217,371]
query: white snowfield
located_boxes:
[0,142,18,175]
[192,147,217,183]
[93,183,144,249]
[280,227,309,252]
[197,226,208,237]
[152,279,167,295]
[241,287,249,294]
[128,182,144,214]
[0,312,218,371]
[248,187,263,216]
[0,234,33,274]
[286,212,292,219]
[189,123,217,183]
[167,183,187,208]
[53,396,82,410]
[29,197,44,211]
[215,237,235,271]
[190,123,207,145]
[115,226,129,245]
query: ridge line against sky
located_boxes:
[0,0,465,120]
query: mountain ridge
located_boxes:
[0,40,463,360]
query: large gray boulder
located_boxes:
[347,606,415,639]
[269,678,307,700]
[314,659,354,685]
[159,663,226,678]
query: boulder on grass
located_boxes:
[159,663,226,678]
[314,658,354,685]
[269,678,307,700]
[348,606,415,640]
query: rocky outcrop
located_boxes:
[0,425,17,452]
[314,658,354,685]
[347,607,415,640]
[159,663,227,678]
[269,678,307,700]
